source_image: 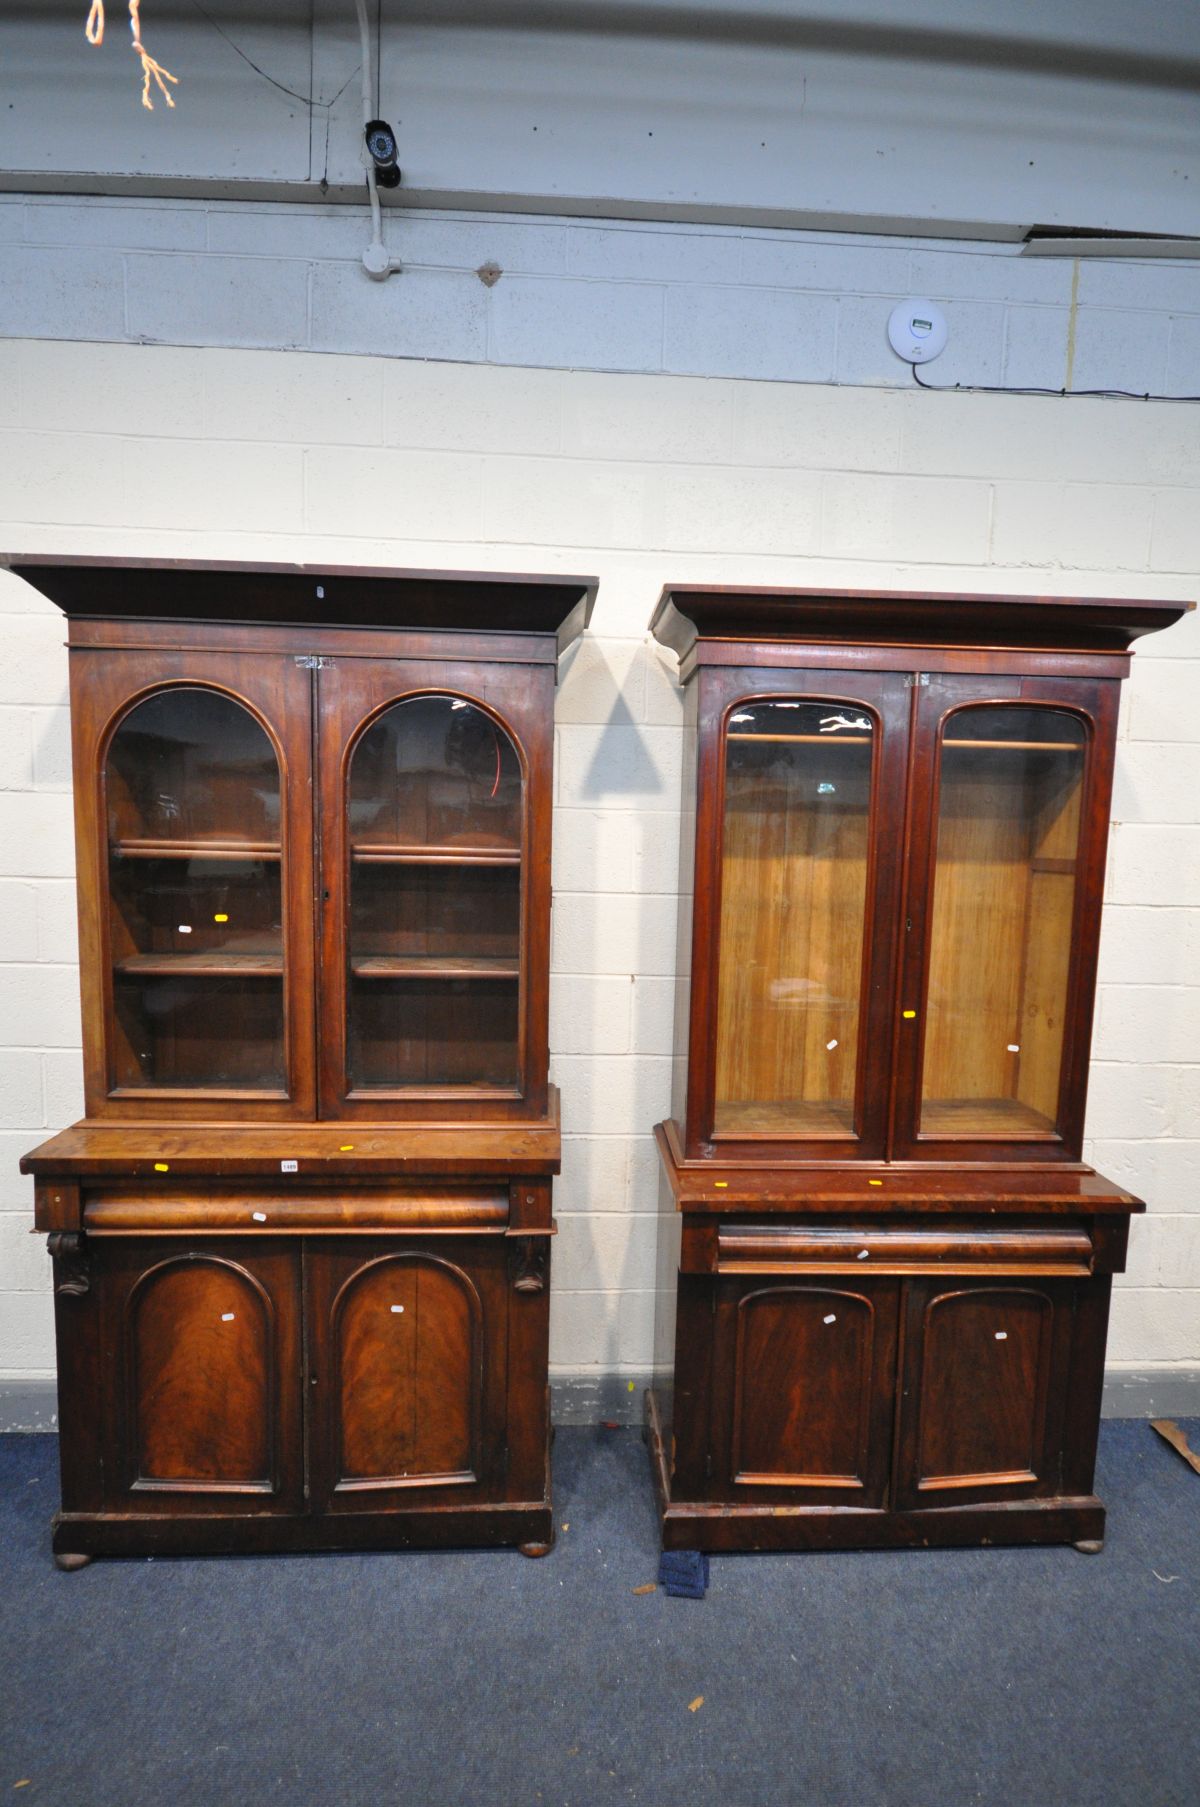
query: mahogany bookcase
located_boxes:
[645,586,1191,1555]
[11,556,595,1565]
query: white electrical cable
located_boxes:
[354,0,400,279]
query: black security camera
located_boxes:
[365,119,401,188]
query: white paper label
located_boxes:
[823,1314,836,1325]
[221,1313,235,1322]
[280,1160,298,1173]
[252,1211,267,1222]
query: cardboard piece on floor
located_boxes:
[1150,1419,1200,1477]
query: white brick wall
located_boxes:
[0,250,1198,1388]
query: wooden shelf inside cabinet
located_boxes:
[920,1098,1057,1139]
[942,740,1081,753]
[350,844,521,867]
[110,840,282,860]
[727,733,872,746]
[350,957,519,981]
[114,953,284,978]
[715,1100,856,1140]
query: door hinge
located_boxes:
[294,654,334,670]
[905,672,930,688]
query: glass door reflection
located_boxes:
[715,699,875,1140]
[919,705,1087,1139]
[105,686,285,1092]
[347,695,523,1091]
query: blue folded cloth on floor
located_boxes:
[658,1549,710,1597]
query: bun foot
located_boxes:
[1073,1538,1104,1555]
[54,1551,92,1571]
[518,1539,554,1559]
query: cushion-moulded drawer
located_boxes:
[715,1219,1092,1276]
[83,1188,509,1234]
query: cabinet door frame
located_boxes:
[893,1277,1076,1510]
[685,664,911,1161]
[70,646,317,1120]
[708,1275,900,1506]
[92,1238,305,1515]
[303,1235,510,1512]
[315,657,554,1121]
[890,672,1119,1163]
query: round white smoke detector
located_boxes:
[888,299,949,364]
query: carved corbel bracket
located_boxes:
[510,1235,548,1295]
[47,1232,91,1296]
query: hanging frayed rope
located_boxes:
[85,2,179,110]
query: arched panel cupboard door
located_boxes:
[92,1239,304,1515]
[69,647,317,1120]
[315,658,554,1121]
[304,1238,510,1512]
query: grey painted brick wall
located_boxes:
[3,196,1200,395]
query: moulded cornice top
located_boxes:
[2,555,598,656]
[650,584,1193,663]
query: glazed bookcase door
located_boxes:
[892,674,1118,1162]
[689,668,909,1159]
[316,658,553,1119]
[74,648,317,1119]
[304,1238,510,1509]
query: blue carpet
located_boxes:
[1,1420,1198,1806]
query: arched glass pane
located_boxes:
[920,706,1087,1139]
[715,699,874,1139]
[106,689,284,1092]
[347,696,522,1091]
